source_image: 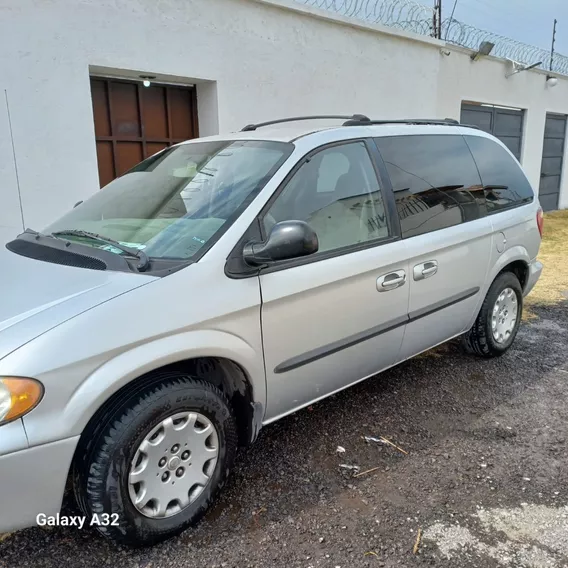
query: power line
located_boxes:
[448,0,459,21]
[444,0,459,39]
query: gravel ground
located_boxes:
[1,301,568,568]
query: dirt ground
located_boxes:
[525,210,568,308]
[1,215,567,568]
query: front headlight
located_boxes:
[0,377,44,426]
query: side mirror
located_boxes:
[243,220,319,266]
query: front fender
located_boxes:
[22,330,265,446]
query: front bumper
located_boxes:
[0,436,79,533]
[524,259,543,297]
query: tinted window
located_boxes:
[464,135,534,213]
[375,135,484,239]
[264,142,389,254]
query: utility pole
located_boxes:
[432,0,438,38]
[433,0,442,39]
[550,18,557,71]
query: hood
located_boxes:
[0,246,157,361]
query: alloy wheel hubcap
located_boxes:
[128,411,219,519]
[491,287,518,344]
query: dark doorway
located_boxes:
[539,113,566,211]
[90,77,198,187]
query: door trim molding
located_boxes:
[273,287,480,374]
[274,314,409,374]
[408,287,479,322]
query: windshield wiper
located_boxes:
[50,229,150,272]
[23,228,51,238]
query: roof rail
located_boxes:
[345,117,459,126]
[241,114,371,131]
[342,117,462,126]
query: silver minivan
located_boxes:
[0,116,543,546]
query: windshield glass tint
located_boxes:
[45,140,292,260]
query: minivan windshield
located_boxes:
[45,140,292,262]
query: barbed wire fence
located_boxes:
[442,19,568,75]
[295,0,568,76]
[296,0,435,35]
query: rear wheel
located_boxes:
[462,272,523,358]
[73,376,238,546]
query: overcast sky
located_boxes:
[438,0,568,54]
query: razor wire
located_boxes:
[295,0,568,76]
[442,18,568,76]
[296,0,436,35]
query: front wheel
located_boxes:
[73,376,238,546]
[462,272,523,358]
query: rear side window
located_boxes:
[464,135,534,213]
[375,135,485,239]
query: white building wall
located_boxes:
[0,0,566,245]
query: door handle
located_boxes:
[377,270,406,292]
[413,260,438,281]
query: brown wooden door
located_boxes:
[90,78,198,187]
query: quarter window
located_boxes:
[464,135,534,213]
[375,135,485,239]
[264,142,389,254]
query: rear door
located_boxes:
[374,134,492,360]
[258,140,409,422]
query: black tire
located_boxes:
[462,271,523,358]
[73,375,238,547]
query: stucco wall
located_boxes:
[0,0,566,244]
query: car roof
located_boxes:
[179,124,336,143]
[179,121,490,146]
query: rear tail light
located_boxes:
[536,207,544,237]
